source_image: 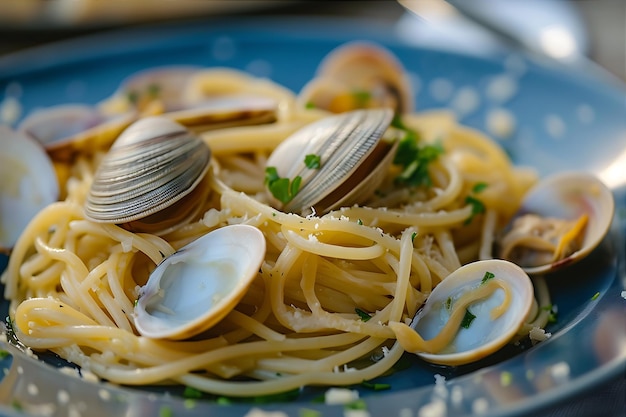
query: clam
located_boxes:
[496,171,614,275]
[390,259,534,366]
[0,126,59,251]
[265,108,400,214]
[298,42,415,114]
[84,116,211,235]
[134,224,266,339]
[98,65,202,115]
[18,104,135,162]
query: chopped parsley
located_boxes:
[460,309,476,329]
[0,350,10,359]
[126,90,139,104]
[304,154,321,169]
[265,167,302,204]
[464,195,486,224]
[159,405,173,417]
[481,271,495,284]
[355,308,372,322]
[357,219,363,226]
[445,297,452,310]
[591,292,600,301]
[361,380,391,391]
[345,399,368,411]
[472,182,489,193]
[147,83,161,98]
[411,231,417,242]
[391,116,443,187]
[183,386,203,399]
[541,304,558,323]
[299,408,321,417]
[352,90,372,107]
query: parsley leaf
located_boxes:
[361,380,391,391]
[481,271,495,284]
[304,154,321,169]
[183,386,203,399]
[460,309,476,329]
[352,90,372,107]
[355,308,372,322]
[464,195,486,224]
[394,138,444,187]
[265,167,302,204]
[472,182,488,193]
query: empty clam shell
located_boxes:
[84,116,211,234]
[265,108,398,214]
[391,259,534,366]
[0,126,59,251]
[134,224,266,340]
[496,171,615,275]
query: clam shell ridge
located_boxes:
[267,108,394,213]
[84,116,211,224]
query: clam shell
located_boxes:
[298,41,415,113]
[410,259,534,366]
[0,126,59,250]
[497,171,615,275]
[134,224,266,340]
[18,104,135,162]
[266,108,396,214]
[84,116,211,230]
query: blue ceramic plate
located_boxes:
[1,16,625,417]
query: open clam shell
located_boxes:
[84,116,211,234]
[0,126,59,251]
[496,171,615,275]
[298,42,415,114]
[134,224,266,340]
[265,108,398,214]
[397,259,534,366]
[18,104,135,162]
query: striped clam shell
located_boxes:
[266,108,398,214]
[84,116,211,226]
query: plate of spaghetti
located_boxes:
[0,15,625,417]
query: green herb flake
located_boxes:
[147,83,161,98]
[591,292,600,301]
[126,90,139,104]
[216,396,232,405]
[472,182,489,193]
[183,386,203,399]
[361,380,391,391]
[352,90,372,107]
[464,195,486,224]
[481,271,495,284]
[11,399,22,411]
[304,154,321,169]
[394,137,444,187]
[460,309,477,329]
[445,297,452,310]
[299,408,321,417]
[252,388,301,404]
[345,399,368,411]
[265,167,302,204]
[159,405,173,417]
[305,101,317,109]
[357,219,363,226]
[0,350,10,359]
[411,232,417,242]
[355,308,372,322]
[500,371,513,387]
[183,399,196,410]
[133,299,139,308]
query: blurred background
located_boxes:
[0,0,624,82]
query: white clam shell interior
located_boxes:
[0,126,59,250]
[411,259,534,366]
[505,171,614,275]
[134,224,266,340]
